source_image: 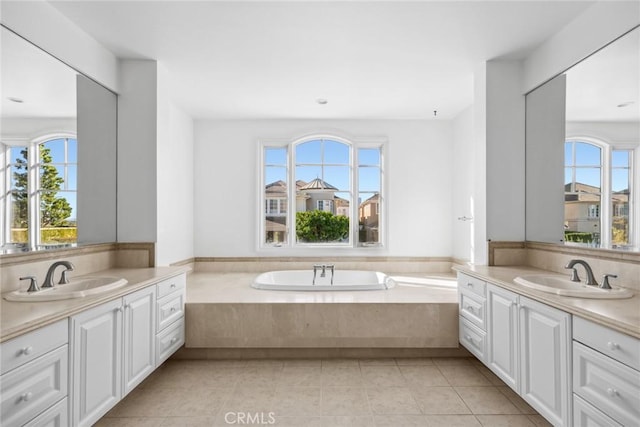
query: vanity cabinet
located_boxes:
[122,285,156,396]
[458,273,572,427]
[0,319,69,427]
[155,274,186,365]
[572,316,640,426]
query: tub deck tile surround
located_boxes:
[95,357,552,426]
[184,272,460,349]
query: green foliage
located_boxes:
[564,231,594,243]
[11,227,76,244]
[296,210,349,242]
[12,146,72,228]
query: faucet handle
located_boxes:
[565,266,580,282]
[20,276,40,293]
[600,274,617,290]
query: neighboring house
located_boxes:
[359,193,379,243]
[564,182,629,236]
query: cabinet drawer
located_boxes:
[0,345,68,427]
[457,273,486,298]
[156,274,186,299]
[156,317,184,365]
[460,316,486,362]
[459,291,486,329]
[573,341,640,426]
[574,316,640,371]
[23,397,68,427]
[157,291,185,332]
[1,319,68,375]
[573,394,622,427]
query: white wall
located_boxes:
[0,0,119,92]
[452,106,474,262]
[523,1,639,93]
[194,120,453,258]
[156,65,194,266]
[566,121,640,144]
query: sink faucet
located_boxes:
[565,259,598,287]
[312,264,336,285]
[43,261,75,288]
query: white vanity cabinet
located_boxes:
[572,316,640,426]
[0,319,69,427]
[122,285,156,396]
[155,274,186,365]
[458,273,572,427]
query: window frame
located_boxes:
[1,133,77,250]
[565,136,638,249]
[258,134,387,251]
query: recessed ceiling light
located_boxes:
[8,97,24,103]
[617,101,634,108]
[316,98,328,105]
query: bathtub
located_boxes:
[252,270,395,291]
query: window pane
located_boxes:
[575,168,601,191]
[67,139,78,163]
[323,140,349,164]
[358,192,380,244]
[41,139,65,163]
[564,143,572,166]
[10,191,28,243]
[39,190,76,245]
[296,140,321,164]
[574,142,601,166]
[324,166,350,191]
[265,166,286,187]
[359,167,380,192]
[564,168,572,188]
[67,165,77,191]
[359,148,380,166]
[612,168,630,193]
[295,165,322,184]
[612,150,629,168]
[265,147,286,165]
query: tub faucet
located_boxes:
[312,264,335,285]
[564,259,597,287]
[43,261,75,288]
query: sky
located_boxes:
[564,141,630,193]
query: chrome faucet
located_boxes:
[312,264,336,285]
[43,261,75,288]
[565,259,598,287]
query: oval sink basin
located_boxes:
[514,275,633,299]
[4,276,128,302]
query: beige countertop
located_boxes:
[453,264,640,339]
[0,267,189,343]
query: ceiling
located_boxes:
[43,0,598,120]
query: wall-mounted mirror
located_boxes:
[0,26,117,255]
[526,26,640,252]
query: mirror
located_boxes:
[526,27,640,252]
[0,26,117,254]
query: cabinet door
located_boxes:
[71,298,122,427]
[123,285,156,396]
[487,284,519,391]
[519,296,571,427]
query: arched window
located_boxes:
[260,135,385,249]
[564,138,634,249]
[1,135,77,250]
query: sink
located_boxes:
[514,275,633,299]
[4,276,129,302]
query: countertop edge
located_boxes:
[1,266,190,343]
[453,265,640,339]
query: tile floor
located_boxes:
[96,357,553,427]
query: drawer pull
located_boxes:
[21,392,33,402]
[170,337,178,344]
[607,341,619,351]
[170,307,176,312]
[466,283,473,288]
[606,387,619,397]
[21,346,34,356]
[170,284,176,288]
[465,305,475,313]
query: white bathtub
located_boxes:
[252,270,395,291]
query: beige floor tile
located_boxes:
[221,385,276,414]
[433,357,475,366]
[244,359,285,368]
[361,366,406,387]
[374,414,433,426]
[233,366,282,386]
[94,417,165,426]
[321,386,371,415]
[321,415,376,426]
[322,358,360,367]
[284,359,322,367]
[359,358,397,366]
[322,366,364,386]
[423,415,483,426]
[455,387,521,415]
[497,386,537,415]
[527,414,554,426]
[410,386,471,415]
[437,365,493,386]
[476,364,509,386]
[271,386,322,416]
[399,365,450,387]
[366,386,421,415]
[271,415,324,426]
[278,366,323,386]
[159,416,219,426]
[395,358,434,366]
[476,414,537,426]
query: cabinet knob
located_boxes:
[21,346,33,356]
[606,388,619,397]
[466,283,473,288]
[170,337,178,344]
[170,284,176,288]
[115,307,123,313]
[21,392,33,402]
[607,341,619,350]
[170,307,176,312]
